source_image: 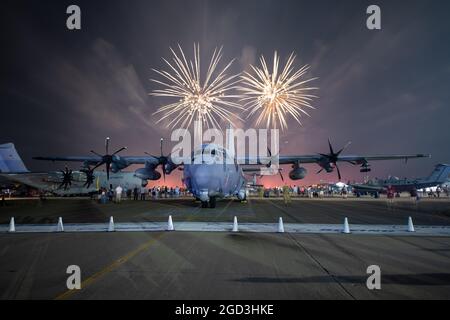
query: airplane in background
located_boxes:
[32,130,431,208]
[0,143,144,196]
[351,164,450,196]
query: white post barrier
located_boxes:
[277,217,285,233]
[342,217,350,234]
[57,217,64,232]
[8,217,15,233]
[167,215,174,231]
[232,216,239,232]
[108,216,115,232]
[407,216,415,232]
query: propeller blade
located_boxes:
[328,138,334,155]
[160,138,164,157]
[106,162,110,180]
[90,150,102,157]
[316,168,324,174]
[105,137,110,154]
[112,147,127,155]
[337,141,352,156]
[336,164,342,181]
[92,161,104,171]
[279,169,285,182]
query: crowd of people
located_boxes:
[96,185,189,203]
[255,185,350,199]
[92,183,449,204]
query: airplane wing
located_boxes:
[332,154,431,164]
[33,156,160,165]
[350,183,385,193]
[238,154,430,165]
[33,156,102,163]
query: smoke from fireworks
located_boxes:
[239,51,318,130]
[151,44,243,129]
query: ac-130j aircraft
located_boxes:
[32,132,430,207]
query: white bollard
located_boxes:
[8,217,15,233]
[108,216,115,232]
[232,216,239,232]
[342,217,350,234]
[57,217,64,232]
[407,216,415,232]
[277,217,285,233]
[167,215,174,231]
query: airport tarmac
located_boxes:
[1,196,450,225]
[1,197,450,299]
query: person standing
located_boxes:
[115,185,123,203]
[140,186,146,201]
[282,185,291,205]
[133,186,139,201]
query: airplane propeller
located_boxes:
[80,167,95,189]
[58,166,73,190]
[317,139,352,181]
[266,148,285,182]
[90,137,127,180]
[145,138,172,182]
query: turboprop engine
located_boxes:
[289,166,307,180]
[134,162,161,181]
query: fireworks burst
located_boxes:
[151,44,243,129]
[239,51,318,130]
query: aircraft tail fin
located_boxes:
[0,143,29,173]
[425,164,450,184]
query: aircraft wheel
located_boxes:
[201,201,208,208]
[209,197,216,208]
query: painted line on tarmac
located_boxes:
[54,206,205,300]
[2,222,450,236]
[54,233,165,300]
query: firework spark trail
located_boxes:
[151,44,243,129]
[239,51,318,130]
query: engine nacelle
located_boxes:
[289,167,307,180]
[134,168,161,181]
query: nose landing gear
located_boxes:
[209,196,216,208]
[201,196,216,208]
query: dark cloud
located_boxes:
[0,0,449,183]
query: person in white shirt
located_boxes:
[115,185,123,203]
[140,186,146,201]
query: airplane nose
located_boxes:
[190,164,223,191]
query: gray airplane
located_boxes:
[32,133,430,208]
[351,164,450,196]
[0,143,144,196]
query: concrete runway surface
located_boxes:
[0,197,450,299]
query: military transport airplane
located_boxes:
[32,132,430,207]
[0,143,144,196]
[351,164,450,196]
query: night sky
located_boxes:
[1,0,449,186]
